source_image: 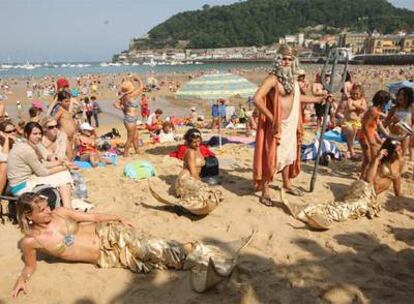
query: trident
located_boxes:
[309,48,349,192]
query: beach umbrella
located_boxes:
[176,73,258,148]
[175,73,257,100]
[387,80,414,94]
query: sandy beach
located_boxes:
[0,66,414,303]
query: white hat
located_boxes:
[80,122,94,131]
[191,107,196,111]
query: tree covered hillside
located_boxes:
[144,0,414,49]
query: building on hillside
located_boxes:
[279,33,305,47]
[365,34,414,54]
[338,32,369,54]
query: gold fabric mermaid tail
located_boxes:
[148,172,223,216]
[186,231,255,293]
[95,222,254,292]
[96,222,187,272]
[301,180,378,230]
[174,171,223,215]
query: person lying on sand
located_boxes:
[282,139,404,230]
[11,193,250,298]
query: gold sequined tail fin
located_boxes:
[147,179,179,207]
[279,187,303,218]
[191,230,256,293]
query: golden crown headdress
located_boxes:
[278,44,298,57]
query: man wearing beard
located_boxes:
[253,45,331,206]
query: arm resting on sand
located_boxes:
[253,75,277,122]
[11,238,38,298]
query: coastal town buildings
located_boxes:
[113,30,414,64]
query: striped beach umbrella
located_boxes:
[175,73,258,100]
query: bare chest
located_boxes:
[277,83,295,120]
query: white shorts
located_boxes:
[15,171,73,196]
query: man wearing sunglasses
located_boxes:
[253,45,332,206]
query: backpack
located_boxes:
[200,156,219,178]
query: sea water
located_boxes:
[0,62,269,79]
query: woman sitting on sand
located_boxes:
[383,87,414,158]
[74,123,111,167]
[38,117,72,161]
[0,120,16,193]
[113,77,143,157]
[341,84,367,160]
[7,122,73,208]
[11,192,244,298]
[150,128,223,216]
[283,139,404,230]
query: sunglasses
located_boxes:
[4,129,16,134]
[47,125,58,130]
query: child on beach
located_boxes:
[74,123,112,167]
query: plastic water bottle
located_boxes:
[71,172,88,200]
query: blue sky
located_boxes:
[0,0,412,62]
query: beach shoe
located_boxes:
[72,199,95,212]
[259,195,273,207]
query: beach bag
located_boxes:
[201,156,219,178]
[124,160,156,180]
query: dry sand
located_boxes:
[0,125,413,303]
[0,67,414,303]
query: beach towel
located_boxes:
[301,138,341,162]
[124,160,156,180]
[73,155,118,169]
[206,136,255,146]
[318,130,359,144]
[169,144,215,160]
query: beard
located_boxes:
[271,59,298,94]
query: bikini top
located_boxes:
[125,99,139,109]
[34,213,79,256]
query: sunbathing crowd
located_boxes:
[4,52,414,299]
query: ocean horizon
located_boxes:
[0,61,270,79]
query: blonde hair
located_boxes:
[16,193,47,234]
[40,116,57,129]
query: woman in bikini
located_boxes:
[11,192,245,298]
[113,76,143,157]
[359,90,390,179]
[150,128,223,216]
[341,84,367,159]
[383,87,414,158]
[283,139,404,230]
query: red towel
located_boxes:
[169,144,215,160]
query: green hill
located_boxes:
[141,0,414,49]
